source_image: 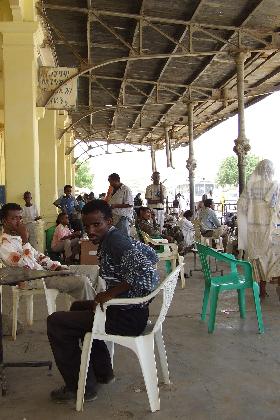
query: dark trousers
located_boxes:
[47,301,149,393]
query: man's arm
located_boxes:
[210,209,221,228]
[145,186,158,204]
[139,219,160,237]
[146,184,166,205]
[111,186,133,209]
[34,204,41,221]
[147,198,161,204]
[53,197,62,208]
[94,281,131,311]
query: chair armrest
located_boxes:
[215,252,253,277]
[233,259,254,278]
[147,237,169,245]
[92,289,160,335]
[100,293,158,307]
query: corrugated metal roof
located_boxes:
[40,0,280,150]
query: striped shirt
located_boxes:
[98,227,159,306]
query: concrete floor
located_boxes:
[1,256,280,420]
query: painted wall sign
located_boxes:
[37,67,78,109]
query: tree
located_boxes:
[216,154,260,188]
[75,160,94,189]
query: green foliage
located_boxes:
[216,155,260,187]
[75,160,93,189]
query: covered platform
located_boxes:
[0,1,279,215]
[0,2,280,419]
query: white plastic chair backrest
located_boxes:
[162,242,178,257]
[141,232,178,257]
[152,265,181,333]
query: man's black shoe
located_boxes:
[96,374,115,384]
[50,385,97,403]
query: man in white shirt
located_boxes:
[0,203,94,301]
[107,173,133,236]
[145,171,167,233]
[22,191,40,223]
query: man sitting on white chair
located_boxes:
[199,198,228,251]
[47,199,159,403]
[0,203,94,301]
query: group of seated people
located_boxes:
[135,197,229,257]
[135,206,195,255]
[0,199,161,403]
[0,179,230,406]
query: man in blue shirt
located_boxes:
[199,198,228,251]
[47,200,159,403]
[53,185,82,231]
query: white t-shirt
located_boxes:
[108,184,133,219]
[145,184,167,210]
[22,204,39,224]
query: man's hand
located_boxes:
[94,291,113,312]
[55,265,68,271]
[15,223,29,244]
[73,231,82,238]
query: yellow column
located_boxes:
[56,113,68,195]
[1,21,40,205]
[65,132,73,185]
[71,132,76,190]
[57,136,66,196]
[39,109,58,227]
[72,162,76,190]
[0,126,5,186]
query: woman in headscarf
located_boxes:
[237,159,280,298]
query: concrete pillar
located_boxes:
[233,52,251,195]
[186,102,196,213]
[0,127,5,186]
[72,163,76,191]
[1,21,40,204]
[57,135,66,196]
[56,113,70,195]
[39,109,58,227]
[164,126,172,168]
[65,133,73,185]
[151,144,156,172]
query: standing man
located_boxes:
[53,185,82,231]
[107,173,133,236]
[47,200,159,403]
[145,171,167,233]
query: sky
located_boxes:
[75,91,280,198]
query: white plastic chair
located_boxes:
[12,265,101,340]
[141,232,185,288]
[12,281,60,340]
[76,265,182,413]
[68,265,101,293]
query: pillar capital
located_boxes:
[234,51,251,63]
[233,136,251,157]
[36,107,45,121]
[56,111,69,130]
[230,50,251,64]
[0,20,38,36]
[186,157,197,173]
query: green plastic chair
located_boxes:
[135,222,172,269]
[45,225,62,262]
[196,242,264,334]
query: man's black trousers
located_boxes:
[47,300,149,393]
